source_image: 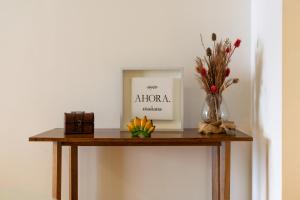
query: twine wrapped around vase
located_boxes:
[198,120,236,134]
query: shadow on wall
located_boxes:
[252,39,269,200]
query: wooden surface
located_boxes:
[212,142,231,200]
[212,145,220,200]
[220,142,231,200]
[29,128,252,146]
[52,142,62,200]
[69,146,78,200]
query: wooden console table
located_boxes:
[29,128,252,200]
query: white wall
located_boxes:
[251,0,282,199]
[0,0,251,199]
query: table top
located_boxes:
[29,128,252,146]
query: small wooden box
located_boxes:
[64,112,94,134]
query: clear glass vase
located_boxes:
[201,94,229,123]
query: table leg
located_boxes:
[52,142,62,200]
[212,145,220,200]
[212,142,231,200]
[220,142,231,200]
[69,145,78,200]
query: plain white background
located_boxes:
[0,0,252,199]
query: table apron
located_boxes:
[60,141,222,146]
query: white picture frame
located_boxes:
[121,67,184,131]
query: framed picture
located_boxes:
[121,67,184,131]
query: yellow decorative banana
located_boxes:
[143,120,152,130]
[133,117,141,128]
[141,116,147,129]
[127,116,155,138]
[147,126,155,134]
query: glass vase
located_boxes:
[201,94,229,123]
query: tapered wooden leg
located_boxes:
[52,142,62,200]
[212,142,231,200]
[220,142,231,200]
[69,145,78,200]
[212,145,220,200]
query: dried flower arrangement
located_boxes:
[195,33,241,133]
[195,33,241,95]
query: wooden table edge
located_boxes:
[28,137,253,143]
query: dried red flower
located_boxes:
[196,66,207,77]
[234,39,241,48]
[200,67,207,77]
[210,85,218,94]
[225,68,230,77]
[225,47,231,53]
